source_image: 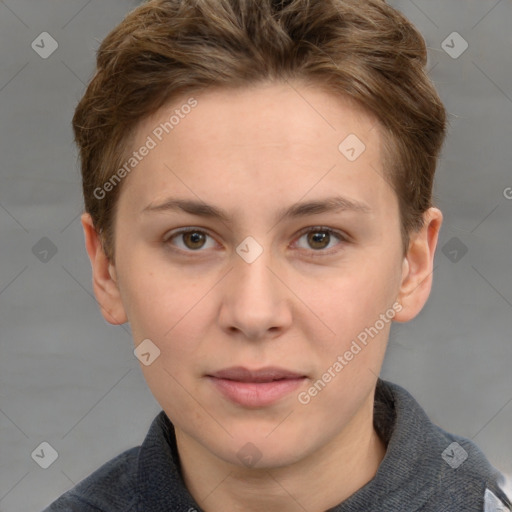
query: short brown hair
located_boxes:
[73,0,447,261]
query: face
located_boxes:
[91,82,433,469]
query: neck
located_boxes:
[175,393,386,512]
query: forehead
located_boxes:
[118,82,393,218]
[140,82,379,155]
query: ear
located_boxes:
[394,207,443,323]
[81,213,128,325]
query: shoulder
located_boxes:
[424,427,511,511]
[43,411,195,512]
[42,446,140,512]
[379,380,511,511]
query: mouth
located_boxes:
[206,366,307,407]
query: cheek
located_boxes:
[312,264,397,328]
[129,276,215,417]
[301,253,401,364]
[118,251,201,336]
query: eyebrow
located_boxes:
[142,195,372,223]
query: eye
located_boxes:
[165,228,217,252]
[294,227,346,253]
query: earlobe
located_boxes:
[394,208,443,323]
[81,213,128,325]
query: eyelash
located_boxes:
[164,226,349,258]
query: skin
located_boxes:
[82,81,442,512]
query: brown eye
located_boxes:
[294,227,346,254]
[166,229,216,252]
[182,231,207,250]
[307,231,331,250]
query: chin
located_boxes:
[209,430,315,470]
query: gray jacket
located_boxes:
[43,379,511,511]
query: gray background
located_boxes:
[0,0,511,510]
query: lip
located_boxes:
[206,366,307,408]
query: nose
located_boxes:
[217,247,293,341]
